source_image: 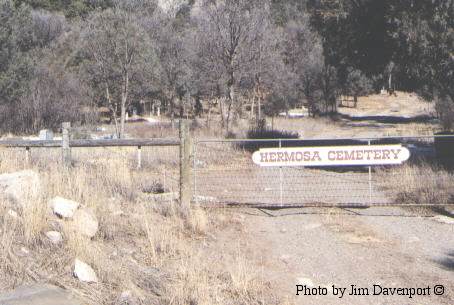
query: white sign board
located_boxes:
[252,145,410,167]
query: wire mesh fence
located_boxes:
[193,135,454,208]
[1,132,453,208]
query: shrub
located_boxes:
[1,65,87,134]
[246,127,299,140]
[434,131,454,169]
[236,127,299,152]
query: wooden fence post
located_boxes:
[62,122,71,166]
[179,120,192,209]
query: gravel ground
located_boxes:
[234,206,454,305]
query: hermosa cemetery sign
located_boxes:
[252,145,410,167]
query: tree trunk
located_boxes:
[219,98,225,128]
[120,98,126,138]
[179,96,184,118]
[226,99,233,134]
[206,105,211,128]
[388,73,392,92]
[120,72,129,139]
[258,96,262,123]
[106,86,120,138]
[225,70,235,133]
[250,98,255,120]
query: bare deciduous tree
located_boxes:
[284,14,325,117]
[246,2,288,126]
[154,8,192,120]
[83,3,155,138]
[18,65,88,133]
[194,0,266,133]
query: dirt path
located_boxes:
[229,207,454,305]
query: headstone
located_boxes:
[39,130,54,141]
[0,284,82,305]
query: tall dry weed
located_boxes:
[0,145,281,305]
[378,164,454,205]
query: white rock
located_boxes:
[280,254,291,263]
[50,197,80,218]
[433,215,454,225]
[303,223,322,230]
[73,208,99,238]
[407,236,420,243]
[119,290,132,301]
[0,170,41,207]
[20,247,30,255]
[296,277,315,287]
[7,209,18,219]
[74,259,98,283]
[46,231,63,244]
[193,195,217,203]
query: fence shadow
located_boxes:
[239,207,438,218]
[434,251,454,271]
[339,114,436,124]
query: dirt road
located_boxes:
[227,207,454,305]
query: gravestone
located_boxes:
[38,130,53,140]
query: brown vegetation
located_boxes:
[378,164,454,206]
[0,147,284,304]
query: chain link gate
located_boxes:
[192,135,454,208]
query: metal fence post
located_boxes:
[163,168,167,192]
[279,139,283,206]
[193,140,198,205]
[137,145,142,169]
[368,139,372,205]
[25,146,30,165]
[62,122,71,166]
[179,120,192,209]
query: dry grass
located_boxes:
[377,164,454,206]
[339,91,435,117]
[272,115,438,139]
[0,146,281,304]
